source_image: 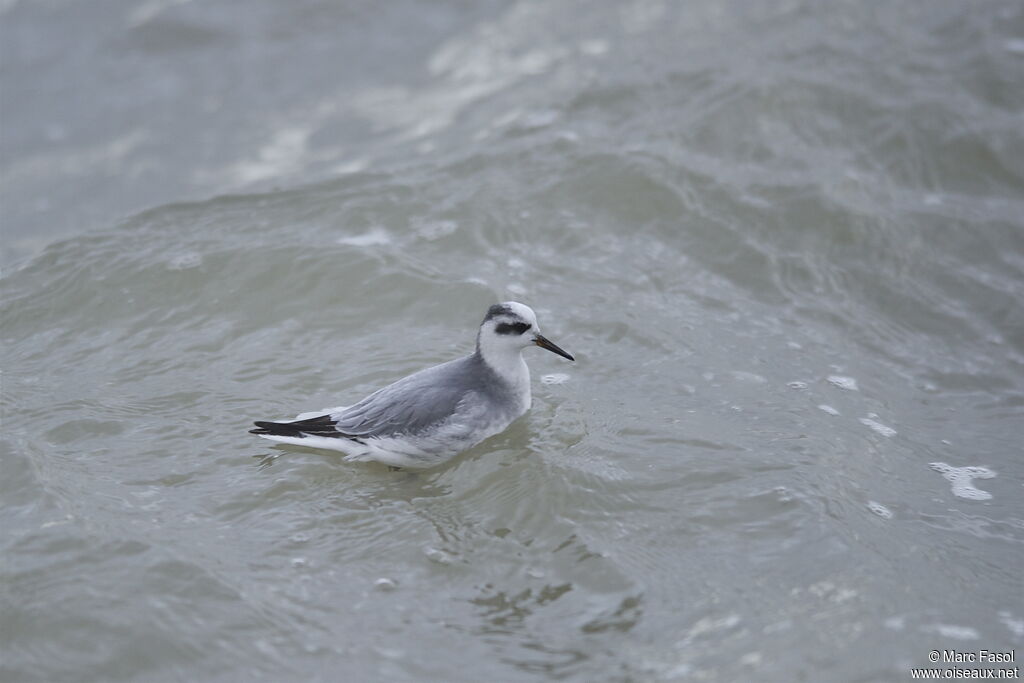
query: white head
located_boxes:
[476,301,574,364]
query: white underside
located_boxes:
[259,394,525,469]
[259,345,535,469]
[256,433,440,468]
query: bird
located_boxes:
[250,302,574,469]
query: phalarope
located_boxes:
[250,302,574,468]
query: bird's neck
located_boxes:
[478,346,530,391]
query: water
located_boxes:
[3,1,1023,681]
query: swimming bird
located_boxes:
[250,302,574,468]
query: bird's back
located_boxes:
[330,353,518,439]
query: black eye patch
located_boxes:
[495,322,531,335]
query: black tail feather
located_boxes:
[250,414,348,439]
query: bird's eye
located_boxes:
[495,322,531,335]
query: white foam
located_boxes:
[541,373,570,385]
[884,616,905,631]
[167,252,202,270]
[808,581,857,603]
[41,514,74,529]
[817,404,840,416]
[423,547,452,565]
[517,109,559,130]
[999,611,1024,637]
[332,159,368,174]
[787,381,808,390]
[230,126,310,184]
[860,417,897,438]
[686,613,741,639]
[827,375,859,391]
[929,462,996,500]
[336,228,391,247]
[867,501,893,519]
[925,624,979,641]
[731,371,766,384]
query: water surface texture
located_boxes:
[3,1,1023,681]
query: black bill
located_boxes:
[533,334,575,361]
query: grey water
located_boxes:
[2,1,1023,681]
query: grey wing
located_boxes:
[330,360,477,438]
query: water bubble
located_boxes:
[817,404,840,416]
[374,578,398,592]
[787,381,808,390]
[541,373,570,385]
